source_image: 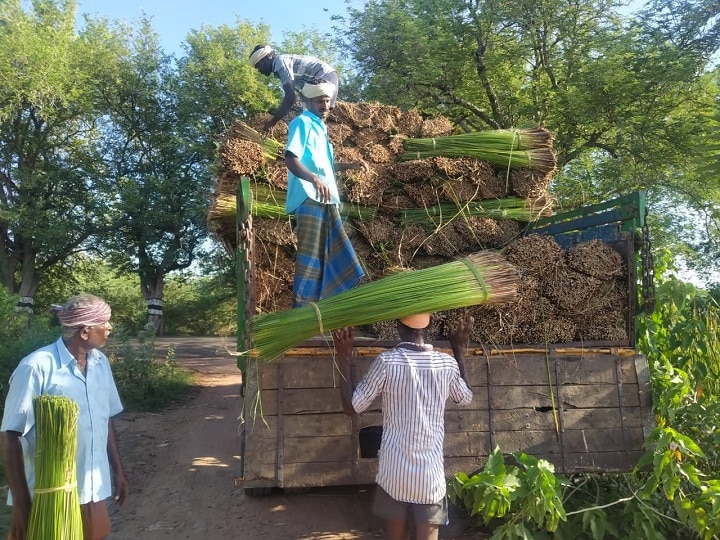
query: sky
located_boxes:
[75,0,353,54]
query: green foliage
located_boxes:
[108,324,193,411]
[448,446,568,538]
[0,289,59,404]
[631,262,720,539]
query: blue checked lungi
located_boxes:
[293,199,364,307]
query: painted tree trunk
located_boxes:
[141,275,165,336]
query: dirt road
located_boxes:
[108,337,481,540]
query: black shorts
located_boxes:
[371,485,449,525]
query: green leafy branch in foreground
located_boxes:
[448,446,569,539]
[449,257,720,539]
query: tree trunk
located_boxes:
[141,274,165,336]
[14,249,40,323]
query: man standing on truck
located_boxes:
[332,314,474,540]
[284,80,368,307]
[249,44,339,134]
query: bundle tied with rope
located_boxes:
[27,395,83,540]
[249,250,519,361]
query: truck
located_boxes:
[233,183,654,495]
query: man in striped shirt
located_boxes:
[333,314,474,540]
[249,44,339,134]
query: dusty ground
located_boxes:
[108,337,483,540]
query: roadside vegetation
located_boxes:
[449,256,720,539]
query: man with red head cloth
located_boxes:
[1,293,129,540]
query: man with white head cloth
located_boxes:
[284,81,369,307]
[1,293,129,540]
[249,44,340,134]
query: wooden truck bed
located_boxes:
[238,339,653,491]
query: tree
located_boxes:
[337,0,720,276]
[96,19,213,334]
[0,0,121,314]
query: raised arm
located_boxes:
[332,327,357,416]
[264,82,297,133]
[448,316,475,388]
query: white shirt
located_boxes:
[1,338,123,505]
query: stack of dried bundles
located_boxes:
[210,101,629,345]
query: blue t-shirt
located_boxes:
[285,110,340,213]
[1,337,123,505]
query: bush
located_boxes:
[108,324,193,411]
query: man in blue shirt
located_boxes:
[1,294,129,540]
[249,44,340,134]
[284,81,368,307]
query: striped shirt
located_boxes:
[352,342,473,504]
[272,54,336,92]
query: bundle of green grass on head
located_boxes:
[250,250,519,361]
[27,395,82,540]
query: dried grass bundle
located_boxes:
[328,122,354,145]
[366,144,394,163]
[345,167,391,206]
[576,311,628,342]
[506,168,554,198]
[264,161,289,189]
[335,146,364,163]
[566,240,626,281]
[515,316,577,345]
[541,267,607,315]
[420,116,455,138]
[254,248,295,314]
[505,234,565,276]
[352,128,387,148]
[381,190,416,210]
[404,183,442,208]
[222,121,284,160]
[254,217,295,247]
[219,139,266,176]
[397,109,424,137]
[388,135,408,156]
[374,105,403,132]
[356,215,398,246]
[420,221,474,256]
[390,159,438,183]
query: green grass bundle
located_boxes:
[230,121,284,161]
[27,395,82,540]
[401,129,557,173]
[209,189,378,222]
[250,250,518,361]
[400,197,553,226]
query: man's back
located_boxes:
[274,54,335,90]
[352,342,473,503]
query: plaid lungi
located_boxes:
[293,199,364,307]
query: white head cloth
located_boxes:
[249,46,273,67]
[301,81,336,99]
